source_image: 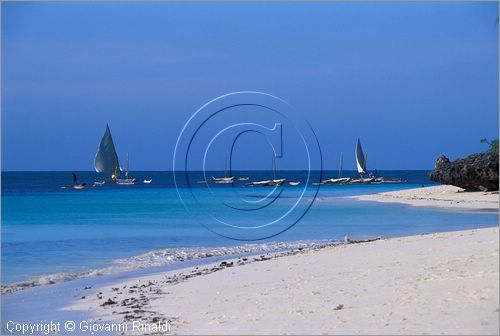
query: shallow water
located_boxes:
[2,170,498,286]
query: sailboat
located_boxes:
[94,124,135,185]
[68,172,86,189]
[247,152,285,187]
[351,139,374,184]
[356,138,366,177]
[211,154,236,184]
[322,152,351,185]
[116,153,136,185]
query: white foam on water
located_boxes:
[2,239,341,294]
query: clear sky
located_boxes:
[2,2,498,171]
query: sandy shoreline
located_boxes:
[351,185,499,211]
[66,227,499,335]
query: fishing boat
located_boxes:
[116,153,136,185]
[211,154,236,184]
[212,176,236,184]
[248,179,285,187]
[349,139,375,184]
[70,172,86,189]
[355,138,367,178]
[116,179,135,185]
[355,139,405,184]
[375,177,405,183]
[247,152,285,187]
[349,177,375,184]
[94,124,135,185]
[323,177,351,185]
[322,152,351,185]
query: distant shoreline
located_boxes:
[351,185,499,211]
[1,169,432,173]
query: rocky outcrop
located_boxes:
[428,152,499,191]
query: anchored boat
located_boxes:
[94,124,136,185]
[116,153,136,185]
[319,139,405,186]
[355,138,367,178]
[322,152,352,185]
[247,152,285,187]
[211,154,236,184]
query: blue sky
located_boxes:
[2,2,498,171]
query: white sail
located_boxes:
[94,124,121,176]
[355,138,366,176]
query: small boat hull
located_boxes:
[211,177,236,184]
[116,178,136,185]
[349,177,375,184]
[375,177,405,183]
[247,179,286,187]
[322,177,351,185]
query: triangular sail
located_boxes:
[94,124,121,176]
[355,138,366,176]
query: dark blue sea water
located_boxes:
[1,170,498,287]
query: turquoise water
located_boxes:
[2,170,498,286]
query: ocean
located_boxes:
[1,170,498,289]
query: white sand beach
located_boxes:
[352,185,499,211]
[67,226,499,335]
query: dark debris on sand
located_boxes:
[81,237,381,332]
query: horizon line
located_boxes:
[1,169,433,173]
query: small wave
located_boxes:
[1,239,341,294]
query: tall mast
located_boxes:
[272,152,276,180]
[365,153,368,173]
[125,152,129,178]
[224,154,227,178]
[339,152,343,178]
